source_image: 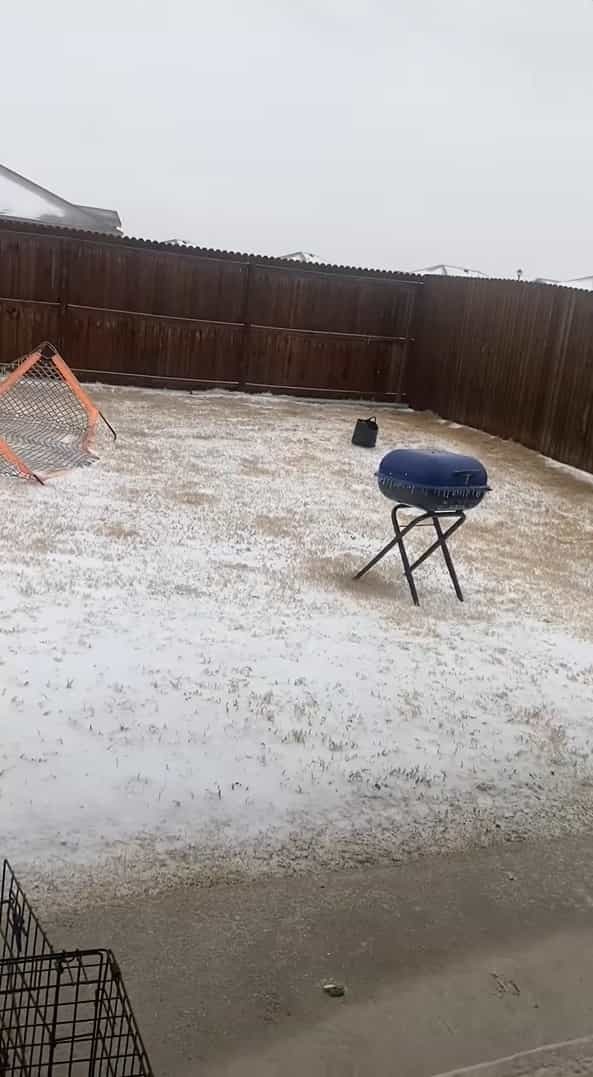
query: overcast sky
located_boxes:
[2,0,592,278]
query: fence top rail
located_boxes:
[0,218,422,285]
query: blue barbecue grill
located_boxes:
[355,448,490,605]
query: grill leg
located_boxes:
[393,505,420,606]
[407,514,466,602]
[434,515,464,601]
[354,506,466,605]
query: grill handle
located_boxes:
[452,468,484,485]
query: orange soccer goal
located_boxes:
[0,342,115,483]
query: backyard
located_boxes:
[2,386,593,905]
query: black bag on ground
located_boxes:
[352,416,378,448]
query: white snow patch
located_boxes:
[1,387,593,896]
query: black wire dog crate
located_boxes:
[0,860,153,1076]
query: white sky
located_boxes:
[2,0,592,278]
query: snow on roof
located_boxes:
[0,163,121,234]
[561,275,593,291]
[281,251,322,264]
[418,263,489,278]
[534,275,593,291]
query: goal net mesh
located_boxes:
[0,343,100,481]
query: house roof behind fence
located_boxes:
[0,164,122,236]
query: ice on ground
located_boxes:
[1,388,593,899]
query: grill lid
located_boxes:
[377,449,490,510]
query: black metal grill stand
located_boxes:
[354,504,467,606]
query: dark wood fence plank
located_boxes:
[411,276,593,473]
[0,223,417,402]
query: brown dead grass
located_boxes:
[88,387,593,635]
[240,459,274,478]
[307,554,406,606]
[255,514,294,538]
[173,490,217,508]
[104,524,139,540]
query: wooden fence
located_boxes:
[0,222,419,401]
[1,221,593,471]
[409,276,593,473]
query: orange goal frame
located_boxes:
[0,342,115,482]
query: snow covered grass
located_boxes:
[2,386,593,902]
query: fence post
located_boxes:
[238,260,252,388]
[402,279,426,407]
[57,238,70,355]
